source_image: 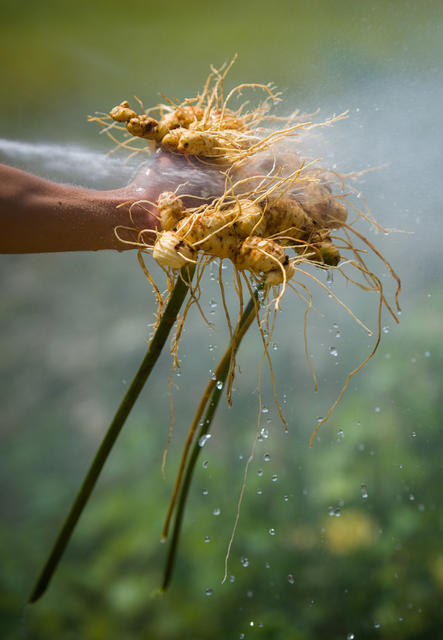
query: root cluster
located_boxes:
[90,60,401,441]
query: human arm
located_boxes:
[0,163,160,253]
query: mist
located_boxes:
[291,71,442,297]
[0,137,140,189]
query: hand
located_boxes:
[112,150,227,225]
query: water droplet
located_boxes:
[269,528,276,536]
[411,431,417,438]
[382,326,390,334]
[208,344,215,351]
[424,351,430,358]
[229,575,236,583]
[205,588,213,596]
[326,271,334,284]
[249,620,254,627]
[272,343,278,350]
[409,493,415,501]
[374,623,381,629]
[347,634,355,640]
[239,634,245,640]
[375,406,381,413]
[261,406,269,414]
[283,495,289,502]
[329,346,338,357]
[287,574,295,584]
[257,469,264,477]
[271,474,279,482]
[202,488,209,495]
[335,330,341,338]
[337,429,344,439]
[199,434,212,447]
[240,556,249,567]
[329,506,341,517]
[213,507,221,516]
[204,536,210,543]
[202,460,209,469]
[216,380,223,390]
[264,453,271,462]
[210,299,217,309]
[260,427,269,439]
[360,483,369,499]
[257,489,263,495]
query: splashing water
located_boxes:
[0,137,224,195]
[0,138,138,186]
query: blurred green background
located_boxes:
[1,1,442,638]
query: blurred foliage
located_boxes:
[1,282,442,640]
[1,1,443,639]
[1,0,442,143]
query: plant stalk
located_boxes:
[161,286,261,590]
[29,264,195,603]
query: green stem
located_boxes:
[29,264,195,603]
[161,286,261,591]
